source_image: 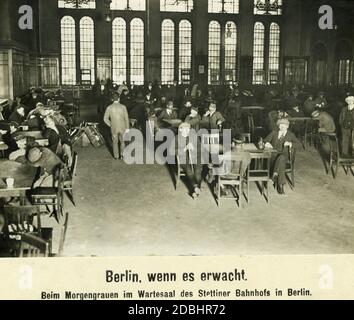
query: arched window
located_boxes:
[268,22,280,84]
[161,19,175,84]
[224,21,237,82]
[80,17,95,85]
[252,22,265,84]
[61,16,76,85]
[208,21,221,84]
[112,18,127,85]
[208,0,239,14]
[130,18,144,85]
[313,43,327,85]
[179,20,192,84]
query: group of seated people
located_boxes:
[0,87,74,191]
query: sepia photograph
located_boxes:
[0,0,354,260]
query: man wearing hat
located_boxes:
[314,91,328,110]
[28,147,63,188]
[339,96,354,156]
[200,102,225,131]
[185,106,201,131]
[173,122,204,199]
[264,118,299,194]
[311,110,336,134]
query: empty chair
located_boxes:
[216,154,249,207]
[241,133,251,143]
[18,233,49,257]
[326,133,354,178]
[247,152,271,203]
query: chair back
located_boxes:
[218,154,247,178]
[327,133,339,159]
[248,152,271,177]
[241,133,251,143]
[18,233,49,257]
[202,133,220,154]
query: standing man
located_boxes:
[104,93,130,160]
[339,96,354,157]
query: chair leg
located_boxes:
[266,180,269,203]
[217,178,221,207]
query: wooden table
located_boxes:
[0,160,37,205]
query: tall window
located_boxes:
[110,0,146,10]
[208,0,239,14]
[160,0,193,12]
[252,22,265,84]
[208,21,221,84]
[130,18,144,85]
[179,20,192,84]
[161,19,175,84]
[58,0,95,9]
[61,16,76,85]
[335,41,353,85]
[224,21,237,82]
[80,17,95,85]
[268,23,280,84]
[254,0,282,15]
[112,18,127,84]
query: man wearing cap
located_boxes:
[311,110,336,133]
[173,122,204,199]
[185,106,201,131]
[264,118,299,194]
[9,105,25,127]
[104,93,130,160]
[158,100,178,129]
[339,96,354,156]
[28,147,63,188]
[200,102,225,131]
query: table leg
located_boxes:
[19,190,26,206]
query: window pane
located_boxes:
[252,22,264,85]
[80,17,95,85]
[208,0,239,14]
[224,21,237,82]
[112,18,127,85]
[268,23,280,84]
[179,20,192,84]
[110,0,146,10]
[254,0,282,15]
[58,0,95,9]
[61,16,76,85]
[130,18,144,85]
[161,19,175,84]
[208,21,221,85]
[160,0,193,12]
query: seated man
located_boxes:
[311,110,336,133]
[314,91,328,110]
[173,122,204,199]
[9,135,37,163]
[158,100,178,128]
[43,115,72,166]
[264,118,299,195]
[185,106,201,131]
[28,147,63,188]
[9,105,26,127]
[287,101,305,137]
[200,102,225,131]
[179,100,193,121]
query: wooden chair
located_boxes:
[63,152,78,206]
[247,152,271,203]
[304,119,320,149]
[216,155,248,207]
[202,133,220,155]
[3,205,41,239]
[31,166,66,220]
[326,133,354,178]
[285,146,295,188]
[241,133,251,143]
[18,233,49,257]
